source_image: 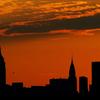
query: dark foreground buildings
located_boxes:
[0,49,100,96]
[79,76,88,96]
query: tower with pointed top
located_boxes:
[0,48,6,86]
[69,59,76,78]
[68,59,77,94]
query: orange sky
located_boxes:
[1,35,100,88]
[0,0,100,89]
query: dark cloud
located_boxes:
[0,0,100,37]
[4,14,100,35]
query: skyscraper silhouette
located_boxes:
[91,62,100,95]
[1,47,100,96]
[0,48,6,87]
[68,59,77,95]
[79,76,88,96]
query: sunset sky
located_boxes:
[0,0,100,88]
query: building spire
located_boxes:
[71,56,74,65]
[69,58,76,78]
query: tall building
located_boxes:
[79,76,88,96]
[68,59,77,94]
[0,48,6,86]
[91,62,100,95]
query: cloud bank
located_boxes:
[0,0,100,37]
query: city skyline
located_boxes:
[1,45,100,87]
[0,0,100,91]
[0,47,100,96]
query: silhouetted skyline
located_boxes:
[0,48,100,96]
